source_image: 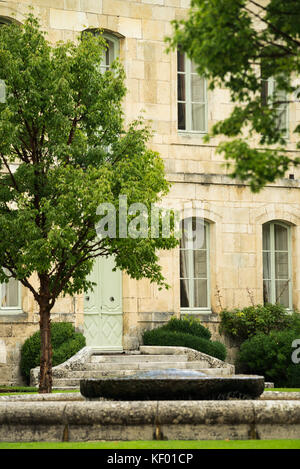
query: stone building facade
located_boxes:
[0,0,300,385]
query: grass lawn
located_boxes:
[0,440,300,449]
[264,388,300,392]
[0,387,79,395]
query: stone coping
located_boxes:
[1,391,300,402]
[0,399,300,441]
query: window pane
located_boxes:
[180,249,191,279]
[0,79,6,104]
[263,251,271,280]
[178,102,186,130]
[193,250,207,278]
[100,39,115,73]
[276,107,287,131]
[191,61,198,73]
[191,74,205,102]
[180,278,190,307]
[194,279,207,308]
[2,279,19,308]
[274,224,288,250]
[181,218,206,249]
[177,74,186,101]
[191,103,205,131]
[275,280,290,308]
[177,50,185,72]
[107,40,115,64]
[262,224,270,250]
[263,279,271,304]
[275,252,289,279]
[261,79,269,106]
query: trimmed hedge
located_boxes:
[20,322,86,384]
[161,316,211,340]
[142,319,226,362]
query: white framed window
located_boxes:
[177,50,207,133]
[100,34,119,73]
[263,221,292,309]
[83,29,119,72]
[261,76,289,136]
[0,275,21,311]
[0,18,12,103]
[180,218,210,312]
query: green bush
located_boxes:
[237,328,300,387]
[161,315,211,340]
[219,303,294,344]
[142,328,226,362]
[20,322,86,384]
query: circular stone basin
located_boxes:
[80,369,265,400]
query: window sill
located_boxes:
[178,130,208,136]
[0,308,23,315]
[180,309,212,315]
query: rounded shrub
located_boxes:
[20,322,86,384]
[237,328,300,387]
[142,328,226,361]
[161,315,212,340]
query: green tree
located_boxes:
[0,15,178,393]
[167,0,300,192]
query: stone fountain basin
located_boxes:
[80,369,265,400]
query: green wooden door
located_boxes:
[84,256,123,351]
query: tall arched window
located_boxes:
[263,221,292,309]
[0,17,21,311]
[180,218,210,312]
[0,17,13,103]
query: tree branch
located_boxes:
[242,3,300,48]
[0,152,20,192]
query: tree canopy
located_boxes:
[167,0,300,191]
[0,15,178,392]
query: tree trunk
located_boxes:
[39,300,52,393]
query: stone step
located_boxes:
[85,361,205,371]
[90,354,188,363]
[52,365,234,388]
[140,346,183,355]
[84,360,211,371]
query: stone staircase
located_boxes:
[30,345,235,389]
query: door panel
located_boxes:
[84,256,123,350]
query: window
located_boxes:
[83,29,119,72]
[180,218,210,311]
[100,36,118,73]
[0,18,11,103]
[177,50,207,133]
[0,275,21,310]
[263,221,292,309]
[261,76,288,136]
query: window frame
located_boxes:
[180,219,211,314]
[261,76,289,139]
[0,276,22,314]
[82,29,120,71]
[262,221,292,310]
[177,50,208,135]
[0,18,12,104]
